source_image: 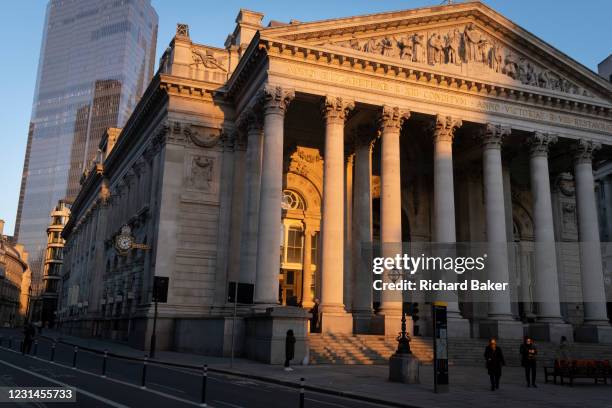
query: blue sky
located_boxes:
[0,0,610,236]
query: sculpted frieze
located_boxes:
[328,22,591,97]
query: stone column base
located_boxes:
[371,312,403,338]
[320,310,353,334]
[244,306,310,364]
[528,322,573,342]
[447,316,471,338]
[389,353,420,384]
[574,324,612,344]
[352,312,373,334]
[479,319,524,339]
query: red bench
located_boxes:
[544,359,611,386]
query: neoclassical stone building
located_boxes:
[58,2,612,361]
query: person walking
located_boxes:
[520,336,538,387]
[21,323,35,355]
[284,329,296,371]
[484,338,505,391]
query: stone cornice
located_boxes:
[260,37,611,118]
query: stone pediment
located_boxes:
[261,1,611,103]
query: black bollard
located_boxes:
[72,346,78,368]
[33,340,38,356]
[201,364,208,406]
[50,342,56,361]
[299,378,305,408]
[141,356,148,388]
[102,350,108,377]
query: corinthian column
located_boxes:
[351,125,376,332]
[573,140,610,332]
[378,105,409,336]
[527,133,563,321]
[319,95,354,333]
[431,115,470,337]
[253,86,294,306]
[238,107,264,286]
[479,124,522,339]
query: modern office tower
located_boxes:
[14,0,158,290]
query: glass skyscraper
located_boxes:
[15,0,158,291]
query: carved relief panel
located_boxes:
[326,22,592,98]
[190,45,228,84]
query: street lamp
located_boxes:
[387,268,411,355]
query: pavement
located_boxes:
[0,328,611,408]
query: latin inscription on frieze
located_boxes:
[282,64,612,134]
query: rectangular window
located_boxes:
[286,227,303,263]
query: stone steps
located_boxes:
[308,334,612,366]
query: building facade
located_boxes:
[58,2,612,362]
[0,220,31,327]
[40,201,71,327]
[15,0,158,293]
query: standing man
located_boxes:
[520,336,538,387]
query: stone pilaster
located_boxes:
[238,106,265,287]
[319,95,354,333]
[253,85,294,306]
[350,125,377,333]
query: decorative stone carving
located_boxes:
[378,105,410,131]
[431,114,462,143]
[527,132,557,157]
[260,85,295,114]
[191,48,227,72]
[573,139,601,164]
[555,172,576,197]
[329,22,591,97]
[479,123,511,149]
[320,95,355,124]
[187,155,214,191]
[183,124,222,148]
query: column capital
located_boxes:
[321,95,354,124]
[259,85,295,115]
[378,105,409,133]
[527,131,558,157]
[573,139,601,165]
[220,129,236,151]
[431,114,462,143]
[479,123,511,150]
[237,105,264,134]
[349,124,378,151]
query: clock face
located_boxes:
[116,235,133,251]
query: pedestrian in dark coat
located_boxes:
[520,336,538,387]
[284,329,296,371]
[21,323,35,355]
[309,299,320,333]
[484,338,505,391]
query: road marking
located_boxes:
[212,400,245,408]
[148,381,186,394]
[0,347,209,408]
[306,397,347,407]
[0,358,129,408]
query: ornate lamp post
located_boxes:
[387,268,411,355]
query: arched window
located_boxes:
[282,190,305,211]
